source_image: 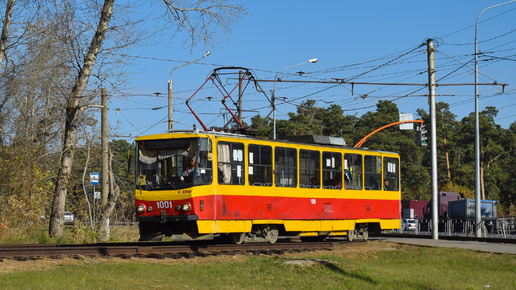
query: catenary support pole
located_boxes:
[427,39,438,240]
[168,80,173,131]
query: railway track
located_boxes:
[0,240,352,260]
[3,233,512,261]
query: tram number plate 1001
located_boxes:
[156,201,174,209]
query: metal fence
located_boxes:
[399,217,516,239]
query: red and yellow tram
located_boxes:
[135,131,401,243]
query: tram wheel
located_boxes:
[362,230,369,241]
[266,225,279,244]
[346,230,355,242]
[229,233,246,244]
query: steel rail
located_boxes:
[0,241,344,259]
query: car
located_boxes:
[403,219,416,231]
[64,211,75,225]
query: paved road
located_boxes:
[377,237,516,255]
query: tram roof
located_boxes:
[135,130,398,155]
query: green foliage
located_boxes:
[110,139,137,222]
[248,114,273,138]
[441,182,474,199]
[35,228,53,244]
[278,100,324,137]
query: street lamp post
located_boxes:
[474,0,516,238]
[273,58,317,140]
[168,51,211,131]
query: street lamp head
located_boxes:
[168,50,212,131]
[308,58,318,63]
[169,51,211,81]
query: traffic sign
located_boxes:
[90,172,99,186]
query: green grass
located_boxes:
[1,241,514,289]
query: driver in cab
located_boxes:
[182,158,200,181]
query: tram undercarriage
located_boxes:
[138,219,381,243]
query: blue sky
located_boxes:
[107,1,516,139]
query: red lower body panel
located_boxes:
[136,194,400,221]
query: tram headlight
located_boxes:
[182,203,191,212]
[147,206,153,212]
[137,204,146,213]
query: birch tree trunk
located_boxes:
[49,0,115,238]
[0,0,15,70]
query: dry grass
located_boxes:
[0,223,140,245]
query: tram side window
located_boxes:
[275,147,297,187]
[383,157,399,191]
[248,144,272,186]
[322,152,342,189]
[364,155,382,190]
[344,153,362,190]
[299,149,320,188]
[217,142,245,185]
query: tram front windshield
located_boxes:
[136,138,212,190]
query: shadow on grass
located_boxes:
[314,259,377,285]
